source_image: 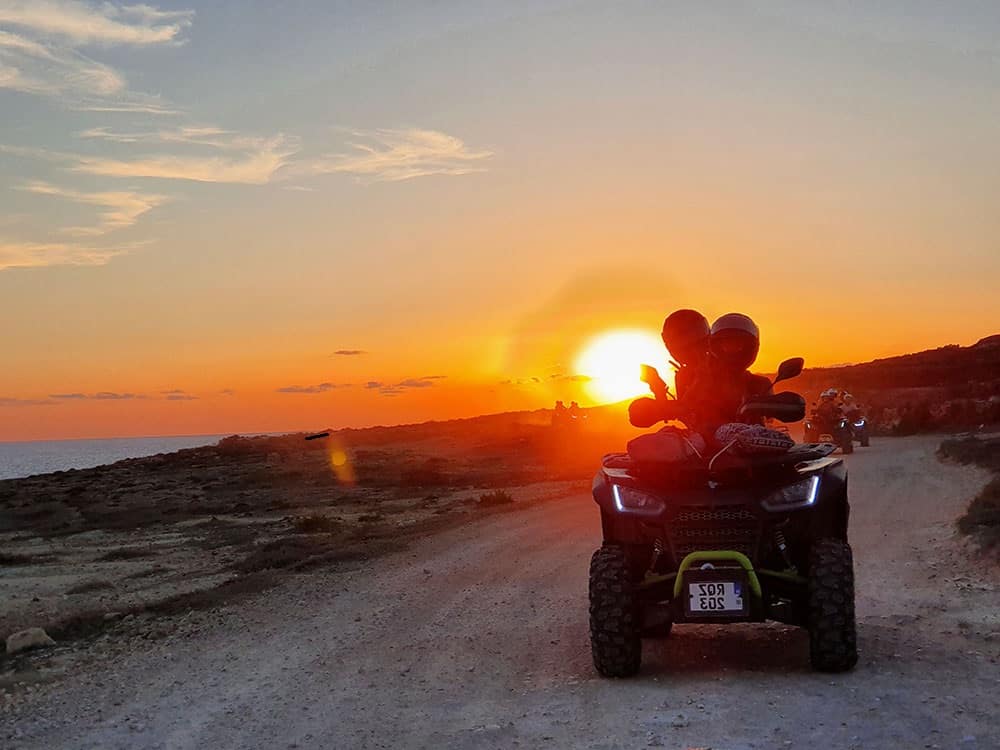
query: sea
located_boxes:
[0,435,228,481]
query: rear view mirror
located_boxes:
[740,391,806,423]
[774,357,804,385]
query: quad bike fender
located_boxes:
[801,458,850,542]
[592,472,648,544]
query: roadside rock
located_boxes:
[6,627,56,655]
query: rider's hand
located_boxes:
[629,398,663,428]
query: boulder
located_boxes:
[5,627,56,654]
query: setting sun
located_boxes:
[574,329,671,404]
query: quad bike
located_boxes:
[847,413,871,448]
[588,358,857,676]
[803,409,854,454]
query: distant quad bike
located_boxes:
[589,358,857,676]
[803,410,854,454]
[848,414,871,448]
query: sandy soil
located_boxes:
[2,434,999,749]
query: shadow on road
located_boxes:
[638,623,811,675]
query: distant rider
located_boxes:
[815,388,842,426]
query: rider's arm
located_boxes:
[629,397,685,428]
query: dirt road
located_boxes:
[4,435,999,749]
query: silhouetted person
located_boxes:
[661,309,712,400]
[568,401,583,420]
[630,309,710,426]
[630,311,771,444]
[552,400,568,427]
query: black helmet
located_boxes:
[661,309,710,365]
[710,313,760,369]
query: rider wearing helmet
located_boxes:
[681,313,772,436]
[661,309,711,400]
[816,388,842,424]
[630,311,772,440]
[839,390,862,421]
[629,309,711,428]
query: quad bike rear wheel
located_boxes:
[807,539,858,672]
[589,545,641,677]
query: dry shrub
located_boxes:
[0,551,34,566]
[478,489,514,507]
[292,514,342,534]
[957,478,1000,549]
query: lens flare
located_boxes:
[329,445,356,485]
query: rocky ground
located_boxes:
[2,429,998,749]
[0,412,624,693]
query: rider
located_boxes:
[629,309,710,428]
[815,388,842,425]
[682,313,772,437]
[629,311,771,440]
[840,391,861,421]
[661,309,711,399]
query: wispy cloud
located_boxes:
[161,389,197,400]
[49,390,142,400]
[70,134,298,184]
[0,3,191,110]
[3,131,298,185]
[333,349,366,356]
[276,382,352,394]
[0,238,129,270]
[295,129,494,183]
[19,180,166,235]
[0,2,193,46]
[365,375,447,396]
[1,396,58,407]
[79,126,262,150]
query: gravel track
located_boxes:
[4,434,998,749]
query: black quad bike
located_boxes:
[847,413,871,448]
[588,358,857,676]
[803,409,854,454]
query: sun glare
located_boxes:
[574,329,670,404]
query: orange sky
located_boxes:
[2,2,999,440]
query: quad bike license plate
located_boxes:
[688,581,744,613]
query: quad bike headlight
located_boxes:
[611,484,665,515]
[761,474,821,512]
[853,420,866,428]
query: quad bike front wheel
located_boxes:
[860,434,870,447]
[589,545,641,677]
[807,539,859,672]
[841,436,854,454]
